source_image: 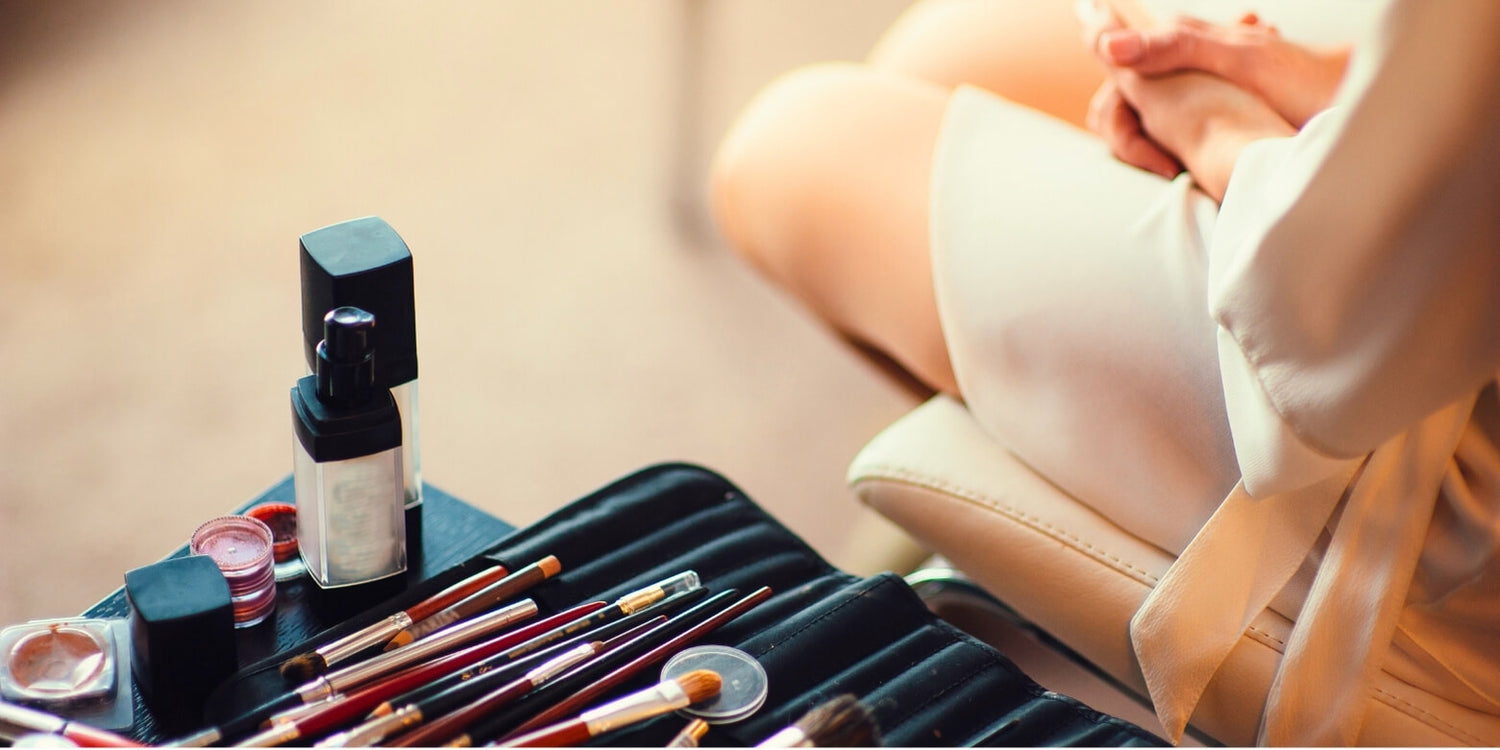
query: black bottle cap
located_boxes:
[299,217,417,387]
[123,555,236,716]
[316,307,377,407]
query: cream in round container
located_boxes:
[0,620,115,707]
[190,515,278,628]
[660,646,768,724]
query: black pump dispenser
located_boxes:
[291,306,407,589]
[317,307,377,408]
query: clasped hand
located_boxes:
[1077,1,1350,201]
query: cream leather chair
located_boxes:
[848,395,1500,746]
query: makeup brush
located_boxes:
[755,695,881,748]
[364,583,708,724]
[498,669,722,747]
[279,561,514,682]
[383,556,562,650]
[666,718,710,747]
[386,569,695,658]
[317,640,608,747]
[491,586,772,744]
[189,599,538,746]
[382,615,671,748]
[225,603,600,747]
[0,701,144,748]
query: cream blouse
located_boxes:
[1131,0,1500,743]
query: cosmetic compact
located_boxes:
[0,618,135,732]
[0,620,115,706]
[660,646,768,724]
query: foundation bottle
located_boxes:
[299,216,422,554]
[292,306,407,589]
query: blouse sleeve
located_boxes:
[1206,0,1500,496]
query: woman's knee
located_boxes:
[710,62,876,280]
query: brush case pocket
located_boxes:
[201,462,1164,746]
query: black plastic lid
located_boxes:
[292,376,403,462]
[299,217,417,387]
[124,555,237,708]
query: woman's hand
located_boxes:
[1078,6,1303,201]
[1107,65,1295,201]
[1097,15,1350,128]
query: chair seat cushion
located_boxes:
[848,396,1500,746]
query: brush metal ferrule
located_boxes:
[524,642,599,683]
[314,706,422,748]
[325,599,538,693]
[755,726,811,747]
[581,680,690,734]
[667,718,710,748]
[319,612,414,664]
[236,721,304,748]
[295,676,336,704]
[268,697,337,726]
[617,571,700,614]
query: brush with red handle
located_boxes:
[227,601,602,747]
[0,701,144,748]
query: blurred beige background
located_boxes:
[0,1,923,624]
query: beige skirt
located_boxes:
[928,86,1238,556]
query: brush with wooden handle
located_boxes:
[383,556,562,650]
[498,669,722,747]
[277,560,515,682]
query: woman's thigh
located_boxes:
[868,0,1106,128]
[712,63,958,394]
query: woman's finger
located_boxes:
[1092,80,1180,179]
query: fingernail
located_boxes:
[1101,30,1143,63]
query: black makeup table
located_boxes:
[82,478,513,745]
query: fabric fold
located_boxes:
[1130,467,1355,743]
[1259,395,1476,744]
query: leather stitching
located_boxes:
[855,464,1162,586]
[1371,687,1485,746]
[855,464,1494,745]
[1244,625,1285,649]
[858,466,1309,649]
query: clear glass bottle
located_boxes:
[299,216,423,553]
[292,307,406,589]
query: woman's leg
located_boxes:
[868,0,1105,128]
[711,0,1106,395]
[712,63,956,393]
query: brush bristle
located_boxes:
[278,652,326,683]
[677,669,723,705]
[383,631,415,651]
[795,695,880,747]
[538,555,562,577]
